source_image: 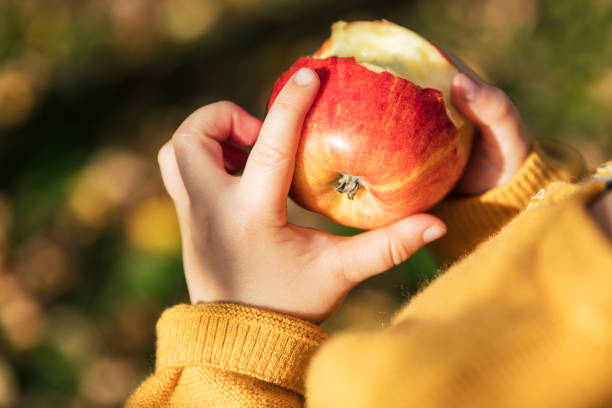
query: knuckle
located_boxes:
[386,236,409,268]
[489,89,514,120]
[252,141,288,167]
[273,97,301,115]
[172,130,197,151]
[213,100,237,111]
[157,142,174,168]
[192,101,232,118]
[172,129,222,158]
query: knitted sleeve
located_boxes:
[305,178,612,408]
[126,303,328,408]
[428,140,587,265]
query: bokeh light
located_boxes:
[0,70,34,127]
[80,356,140,406]
[124,196,180,254]
[0,358,17,406]
[162,0,222,42]
[68,150,149,228]
[0,274,46,351]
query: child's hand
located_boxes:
[158,68,446,324]
[450,72,531,195]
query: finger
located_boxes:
[452,73,531,187]
[332,214,446,285]
[222,141,250,173]
[176,101,262,147]
[240,68,320,213]
[172,101,262,198]
[158,141,189,207]
[451,73,526,140]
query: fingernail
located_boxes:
[458,74,478,101]
[423,225,445,243]
[294,68,314,86]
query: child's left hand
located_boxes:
[158,68,446,324]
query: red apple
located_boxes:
[269,20,474,229]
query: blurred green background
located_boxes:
[0,0,611,406]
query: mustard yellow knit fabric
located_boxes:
[127,141,612,408]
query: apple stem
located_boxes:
[336,173,363,200]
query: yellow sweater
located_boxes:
[127,142,612,408]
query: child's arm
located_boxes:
[307,176,612,408]
[127,64,581,406]
[127,67,446,407]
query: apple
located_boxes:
[269,20,474,229]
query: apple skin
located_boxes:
[269,56,469,229]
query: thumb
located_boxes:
[333,214,446,285]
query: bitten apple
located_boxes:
[269,20,474,229]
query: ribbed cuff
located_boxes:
[430,140,587,264]
[155,303,329,395]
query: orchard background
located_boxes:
[1,0,611,406]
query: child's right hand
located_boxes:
[157,68,447,324]
[442,48,532,195]
[451,74,531,195]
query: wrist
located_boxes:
[190,292,335,325]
